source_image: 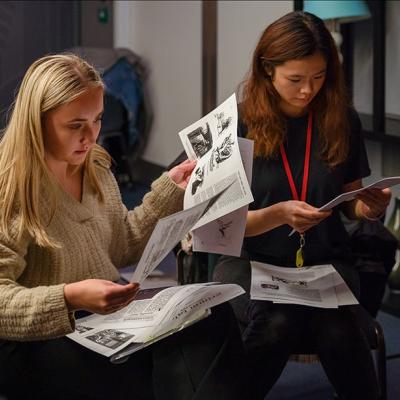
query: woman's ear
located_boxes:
[261,59,274,79]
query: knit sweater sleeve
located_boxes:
[0,221,73,341]
[113,172,185,267]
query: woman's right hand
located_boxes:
[281,200,331,234]
[64,279,140,314]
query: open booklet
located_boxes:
[68,282,244,361]
[178,93,254,256]
[250,262,358,309]
[67,181,244,360]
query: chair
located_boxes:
[176,248,209,285]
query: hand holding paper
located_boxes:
[356,187,391,220]
[282,200,331,235]
[319,176,399,212]
[168,159,197,189]
[289,176,400,236]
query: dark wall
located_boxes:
[0,0,114,130]
[0,1,79,128]
[80,0,113,48]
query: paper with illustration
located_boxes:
[191,137,253,257]
[130,179,233,284]
[68,282,244,358]
[178,93,253,231]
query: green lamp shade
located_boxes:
[303,0,371,23]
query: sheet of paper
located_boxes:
[319,176,400,211]
[192,137,254,257]
[149,282,244,339]
[289,175,400,236]
[179,94,253,230]
[67,323,142,358]
[332,269,359,306]
[130,180,233,283]
[250,262,358,308]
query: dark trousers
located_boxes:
[244,301,380,400]
[0,303,246,400]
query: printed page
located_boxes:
[179,94,253,230]
[251,262,338,284]
[99,286,186,329]
[273,271,358,307]
[192,137,254,256]
[110,309,211,363]
[179,93,236,161]
[250,263,338,308]
[67,286,193,357]
[332,270,358,306]
[250,262,347,308]
[147,282,244,340]
[67,283,244,357]
[67,323,143,358]
[130,180,233,283]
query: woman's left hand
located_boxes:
[357,187,392,220]
[168,159,197,189]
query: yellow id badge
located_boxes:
[296,248,304,268]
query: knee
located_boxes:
[263,312,296,344]
[245,304,298,348]
[315,313,362,349]
[212,256,251,293]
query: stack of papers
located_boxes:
[251,262,358,309]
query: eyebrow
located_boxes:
[287,69,327,78]
[66,111,104,123]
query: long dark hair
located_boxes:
[240,11,350,167]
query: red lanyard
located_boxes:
[279,113,313,202]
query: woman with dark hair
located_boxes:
[214,11,390,400]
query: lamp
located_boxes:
[303,0,371,62]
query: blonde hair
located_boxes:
[0,53,111,247]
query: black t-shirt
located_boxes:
[240,109,371,268]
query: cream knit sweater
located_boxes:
[0,165,184,341]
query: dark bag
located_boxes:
[176,249,209,285]
[349,219,397,316]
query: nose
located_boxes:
[300,80,313,96]
[81,124,99,145]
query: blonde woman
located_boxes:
[0,54,245,400]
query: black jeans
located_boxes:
[243,301,379,400]
[0,303,246,400]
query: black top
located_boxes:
[240,109,370,268]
